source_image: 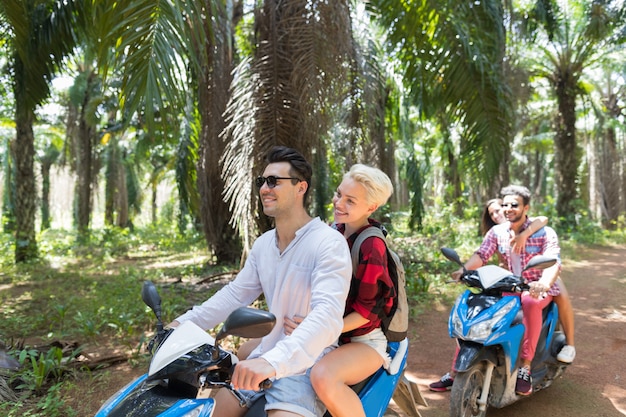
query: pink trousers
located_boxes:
[520,293,553,362]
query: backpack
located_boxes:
[351,226,409,342]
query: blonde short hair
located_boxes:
[344,164,394,208]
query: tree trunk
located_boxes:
[195,0,241,264]
[104,138,119,226]
[553,72,581,223]
[75,73,97,236]
[115,161,129,228]
[14,87,38,262]
[600,127,620,228]
[151,180,158,225]
[2,139,16,233]
[41,162,52,230]
[441,129,462,217]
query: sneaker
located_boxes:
[429,372,454,392]
[515,366,532,396]
[557,345,576,363]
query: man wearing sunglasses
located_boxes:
[452,185,562,397]
[169,146,351,417]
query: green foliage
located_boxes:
[14,347,67,392]
[0,226,210,342]
[36,383,75,417]
[385,209,483,311]
[0,382,75,417]
[0,224,218,415]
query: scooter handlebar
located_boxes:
[228,364,273,390]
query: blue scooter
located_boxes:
[441,248,569,417]
[95,281,426,417]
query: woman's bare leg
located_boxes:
[555,278,575,346]
[310,343,383,417]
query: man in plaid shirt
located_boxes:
[452,185,561,396]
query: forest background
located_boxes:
[0,0,626,415]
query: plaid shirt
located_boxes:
[335,221,395,340]
[476,217,561,296]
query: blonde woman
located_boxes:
[284,164,395,417]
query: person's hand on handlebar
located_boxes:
[527,281,548,299]
[230,357,276,391]
[451,268,464,282]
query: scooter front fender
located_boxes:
[454,341,498,373]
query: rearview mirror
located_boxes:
[441,247,464,267]
[216,307,276,342]
[142,281,163,331]
[523,255,558,271]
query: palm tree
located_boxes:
[92,0,245,262]
[193,0,242,263]
[66,58,103,236]
[523,0,626,222]
[2,135,16,233]
[586,61,626,227]
[366,0,514,209]
[0,0,82,262]
[222,0,356,245]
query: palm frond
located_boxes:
[253,0,353,150]
[94,0,208,130]
[222,57,259,251]
[222,0,356,245]
[368,0,512,183]
[1,0,80,111]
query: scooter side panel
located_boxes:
[485,323,525,373]
[538,303,559,355]
[95,374,149,416]
[355,342,406,417]
[95,373,215,417]
[158,399,214,417]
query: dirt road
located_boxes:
[405,244,626,417]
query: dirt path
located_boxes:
[404,244,626,417]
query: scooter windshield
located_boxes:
[477,265,514,289]
[149,321,216,376]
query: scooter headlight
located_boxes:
[449,296,464,337]
[466,299,516,342]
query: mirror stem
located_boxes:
[211,343,220,361]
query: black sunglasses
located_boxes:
[255,175,302,189]
[502,202,520,208]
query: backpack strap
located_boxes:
[351,226,400,326]
[350,226,387,273]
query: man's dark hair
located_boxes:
[265,146,312,200]
[500,185,531,206]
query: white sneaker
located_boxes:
[557,345,576,363]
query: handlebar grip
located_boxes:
[230,364,273,390]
